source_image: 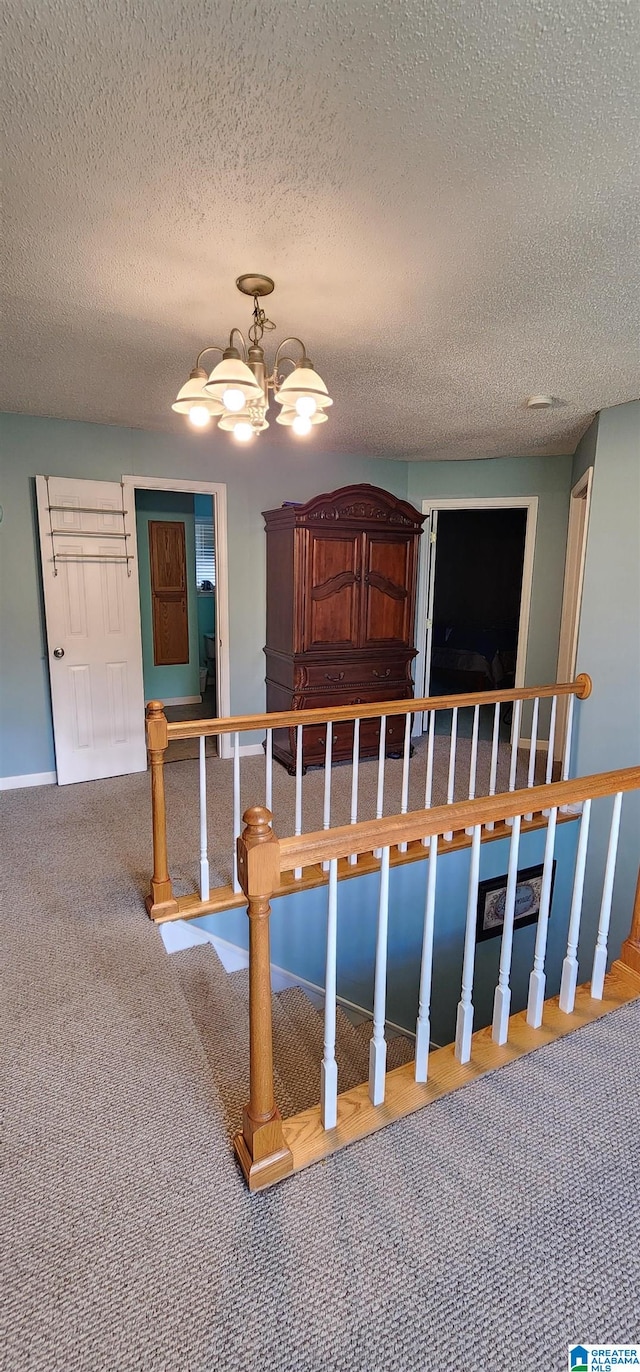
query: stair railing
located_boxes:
[145,673,592,922]
[233,763,640,1190]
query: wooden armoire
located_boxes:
[263,484,425,771]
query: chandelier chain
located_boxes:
[248,294,276,347]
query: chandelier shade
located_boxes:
[273,363,333,410]
[204,355,264,405]
[171,372,225,416]
[172,275,332,442]
[218,407,269,433]
[275,406,328,427]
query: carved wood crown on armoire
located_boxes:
[263,484,426,771]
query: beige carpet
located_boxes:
[2,778,638,1371]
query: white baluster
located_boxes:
[322,723,333,872]
[294,722,303,881]
[348,717,360,867]
[465,704,480,834]
[373,714,387,859]
[455,823,482,1063]
[265,727,273,811]
[398,713,412,853]
[321,858,339,1129]
[526,806,558,1027]
[591,792,623,1000]
[199,735,210,901]
[545,695,557,786]
[491,813,522,1044]
[524,695,540,821]
[369,845,390,1105]
[559,798,592,1013]
[486,701,501,832]
[232,730,241,894]
[508,697,522,793]
[444,706,458,842]
[506,698,522,827]
[415,834,438,1082]
[561,692,575,782]
[421,709,436,847]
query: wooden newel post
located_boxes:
[233,805,294,1191]
[145,701,178,920]
[620,865,640,978]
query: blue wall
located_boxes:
[135,488,200,702]
[199,820,580,1045]
[572,399,640,966]
[0,411,575,780]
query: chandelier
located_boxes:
[172,273,333,442]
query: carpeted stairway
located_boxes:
[170,944,415,1131]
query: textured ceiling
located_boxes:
[1,0,639,460]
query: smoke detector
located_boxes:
[526,395,555,409]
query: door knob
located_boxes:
[53,648,65,659]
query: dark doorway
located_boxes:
[428,507,527,733]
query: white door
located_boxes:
[36,475,147,784]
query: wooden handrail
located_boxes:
[162,673,592,742]
[231,768,638,1190]
[277,766,640,871]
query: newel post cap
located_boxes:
[145,699,168,750]
[237,806,280,901]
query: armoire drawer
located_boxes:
[301,659,409,691]
[281,685,412,768]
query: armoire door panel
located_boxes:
[303,531,361,651]
[362,534,414,646]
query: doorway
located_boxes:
[123,475,231,760]
[134,488,218,762]
[415,496,538,738]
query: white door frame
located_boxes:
[414,496,538,727]
[122,475,232,759]
[554,466,593,760]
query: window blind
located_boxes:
[195,517,216,588]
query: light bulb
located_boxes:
[292,414,312,437]
[188,405,211,428]
[295,395,317,418]
[222,387,246,412]
[234,422,254,443]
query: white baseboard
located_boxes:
[162,694,202,706]
[520,737,549,751]
[160,921,433,1043]
[0,771,57,790]
[215,741,265,761]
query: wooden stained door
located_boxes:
[302,528,362,651]
[149,520,189,665]
[361,532,416,648]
